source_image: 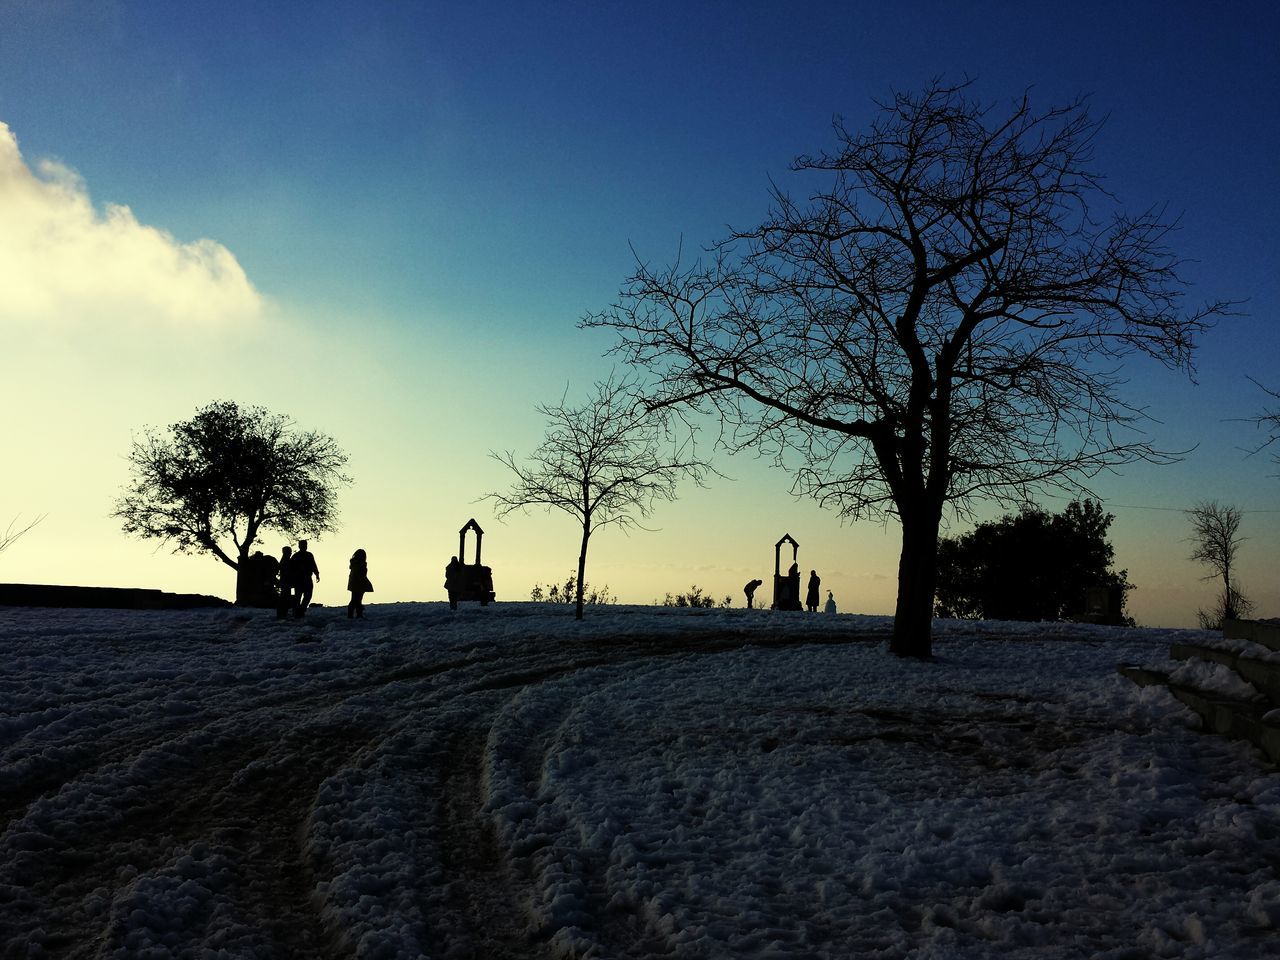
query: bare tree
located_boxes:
[585,81,1231,657]
[1187,500,1252,628]
[114,401,350,603]
[486,373,711,620]
[0,514,45,554]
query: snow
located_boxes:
[1167,658,1265,701]
[1,603,1277,958]
[1180,631,1280,665]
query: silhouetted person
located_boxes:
[445,555,461,610]
[743,578,763,609]
[348,548,371,619]
[824,589,837,614]
[806,569,821,612]
[259,550,279,607]
[276,545,295,619]
[246,550,278,607]
[292,538,320,616]
[788,562,801,610]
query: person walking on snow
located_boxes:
[292,539,320,617]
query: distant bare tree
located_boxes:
[1187,500,1252,628]
[487,373,711,620]
[114,401,350,603]
[586,80,1232,657]
[0,514,45,555]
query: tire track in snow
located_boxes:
[1,613,893,957]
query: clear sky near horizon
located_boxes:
[2,1,1277,627]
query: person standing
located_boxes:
[806,569,821,612]
[259,550,279,607]
[444,555,461,610]
[292,539,320,616]
[743,578,763,609]
[276,545,295,620]
[348,548,372,619]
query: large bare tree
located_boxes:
[486,373,711,620]
[114,400,350,603]
[586,81,1230,657]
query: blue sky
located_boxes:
[2,1,1277,625]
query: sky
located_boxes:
[1,0,1277,627]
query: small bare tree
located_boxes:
[0,514,45,554]
[1187,500,1252,628]
[486,373,711,620]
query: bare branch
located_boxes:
[1245,377,1280,464]
[0,514,46,555]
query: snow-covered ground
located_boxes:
[1,603,1277,959]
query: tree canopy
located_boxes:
[585,81,1229,656]
[114,400,350,601]
[935,500,1132,622]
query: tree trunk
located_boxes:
[575,526,590,621]
[891,505,941,658]
[233,553,250,606]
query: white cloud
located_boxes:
[0,122,262,327]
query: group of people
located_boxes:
[249,545,839,617]
[743,568,837,613]
[242,540,372,619]
[443,555,495,610]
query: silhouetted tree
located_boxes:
[586,81,1230,657]
[1187,500,1252,628]
[114,401,350,603]
[0,514,44,555]
[935,499,1132,622]
[487,373,711,620]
